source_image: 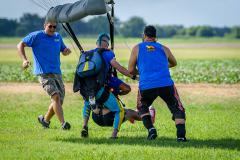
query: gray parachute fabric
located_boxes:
[46,0,108,23]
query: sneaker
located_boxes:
[149,106,156,124]
[177,137,187,142]
[38,115,50,128]
[81,126,88,138]
[62,122,71,130]
[147,128,157,140]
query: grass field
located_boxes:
[0,83,239,159]
[0,37,240,159]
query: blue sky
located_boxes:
[0,0,239,27]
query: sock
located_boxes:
[142,115,154,130]
[176,124,186,138]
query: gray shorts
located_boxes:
[38,74,65,104]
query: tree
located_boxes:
[213,27,230,37]
[196,26,215,37]
[16,13,44,36]
[155,25,183,38]
[87,16,109,35]
[186,26,199,36]
[120,16,146,37]
[0,18,18,37]
[225,26,240,38]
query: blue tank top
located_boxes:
[137,42,174,90]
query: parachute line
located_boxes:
[42,0,53,8]
[59,25,80,60]
[62,23,85,54]
[30,0,48,11]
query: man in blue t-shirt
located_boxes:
[17,21,72,130]
[128,25,187,141]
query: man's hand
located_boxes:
[62,48,71,56]
[22,60,30,69]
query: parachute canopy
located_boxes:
[46,0,110,23]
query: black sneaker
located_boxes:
[81,126,88,138]
[62,122,71,130]
[147,128,157,140]
[38,115,50,128]
[177,137,187,142]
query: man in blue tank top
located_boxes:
[128,25,187,141]
[17,21,72,130]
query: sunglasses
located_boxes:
[101,39,109,45]
[48,25,57,29]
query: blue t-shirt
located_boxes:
[137,42,174,90]
[22,30,66,75]
[88,48,115,73]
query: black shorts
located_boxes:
[92,110,126,127]
[140,85,185,119]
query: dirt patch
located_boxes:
[176,83,240,98]
[0,83,75,94]
[1,83,239,98]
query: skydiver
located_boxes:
[81,105,156,138]
[76,33,136,138]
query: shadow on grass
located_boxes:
[54,136,240,150]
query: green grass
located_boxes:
[0,60,239,83]
[0,84,239,159]
[0,38,240,159]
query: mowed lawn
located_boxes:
[0,83,239,159]
[0,38,240,159]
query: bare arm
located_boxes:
[163,45,177,68]
[17,41,30,69]
[128,45,139,75]
[110,58,134,79]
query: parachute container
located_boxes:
[46,0,108,23]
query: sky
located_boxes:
[0,0,239,27]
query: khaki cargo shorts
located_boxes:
[38,74,65,104]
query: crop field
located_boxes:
[0,37,240,159]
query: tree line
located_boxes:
[0,13,239,38]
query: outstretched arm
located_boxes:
[110,58,134,79]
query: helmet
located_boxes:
[96,33,110,46]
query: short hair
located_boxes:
[144,25,156,38]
